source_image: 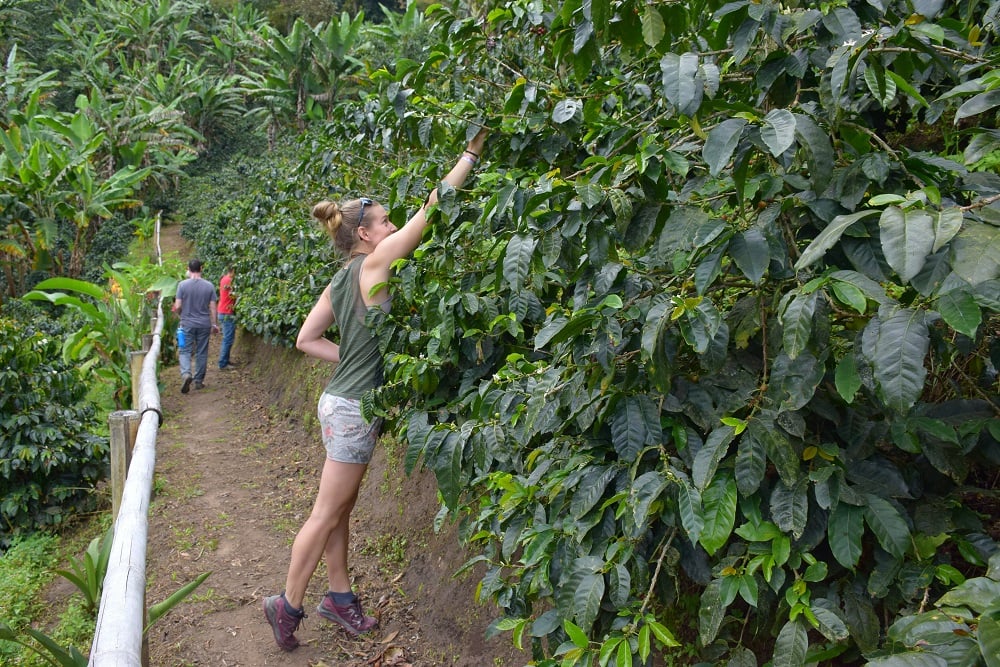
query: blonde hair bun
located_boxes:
[312,200,343,235]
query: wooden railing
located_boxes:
[88,303,163,666]
[89,216,167,667]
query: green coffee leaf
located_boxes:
[699,473,737,555]
[703,118,747,176]
[772,619,808,667]
[952,221,1000,286]
[693,424,736,491]
[936,577,1000,613]
[641,5,665,47]
[831,280,867,314]
[552,98,583,124]
[864,494,910,559]
[835,353,862,403]
[661,52,702,117]
[936,288,981,339]
[979,609,1000,667]
[610,394,662,462]
[735,428,766,495]
[880,206,934,283]
[955,89,1000,123]
[771,479,808,539]
[795,210,879,271]
[699,578,727,645]
[931,207,963,252]
[868,307,930,414]
[761,109,796,157]
[780,290,817,359]
[503,234,537,291]
[793,113,834,191]
[677,480,704,544]
[729,227,769,284]
[559,557,605,633]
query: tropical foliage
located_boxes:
[196,1,1000,665]
[2,0,999,665]
[0,316,106,546]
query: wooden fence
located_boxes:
[88,217,167,667]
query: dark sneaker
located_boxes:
[263,594,305,651]
[181,373,192,394]
[317,593,377,635]
[194,381,205,390]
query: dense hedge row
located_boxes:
[3,0,999,663]
[185,1,1000,665]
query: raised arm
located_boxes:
[367,127,489,269]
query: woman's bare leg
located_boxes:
[283,459,367,608]
[324,502,354,592]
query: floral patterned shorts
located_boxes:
[317,393,381,464]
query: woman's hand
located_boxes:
[466,127,489,158]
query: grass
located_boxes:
[0,510,114,665]
[171,525,198,551]
[240,440,268,455]
[378,433,408,512]
[0,533,62,664]
[360,533,409,568]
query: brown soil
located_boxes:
[139,223,526,666]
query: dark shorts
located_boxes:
[317,393,381,464]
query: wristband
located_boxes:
[463,149,480,158]
[460,155,477,166]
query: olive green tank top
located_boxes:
[323,255,386,399]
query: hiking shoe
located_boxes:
[181,373,192,394]
[317,592,377,635]
[194,381,205,390]
[263,594,305,651]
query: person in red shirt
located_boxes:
[217,266,237,370]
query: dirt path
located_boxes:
[142,224,523,666]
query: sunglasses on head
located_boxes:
[358,197,373,227]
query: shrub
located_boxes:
[0,318,107,547]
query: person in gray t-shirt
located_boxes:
[172,259,219,393]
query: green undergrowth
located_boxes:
[0,511,111,665]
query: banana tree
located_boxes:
[23,262,159,408]
[246,18,317,131]
[0,45,59,121]
[308,12,366,119]
[206,2,270,76]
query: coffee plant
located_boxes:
[211,1,1000,664]
[3,0,999,664]
[0,317,106,547]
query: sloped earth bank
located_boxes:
[141,222,525,666]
